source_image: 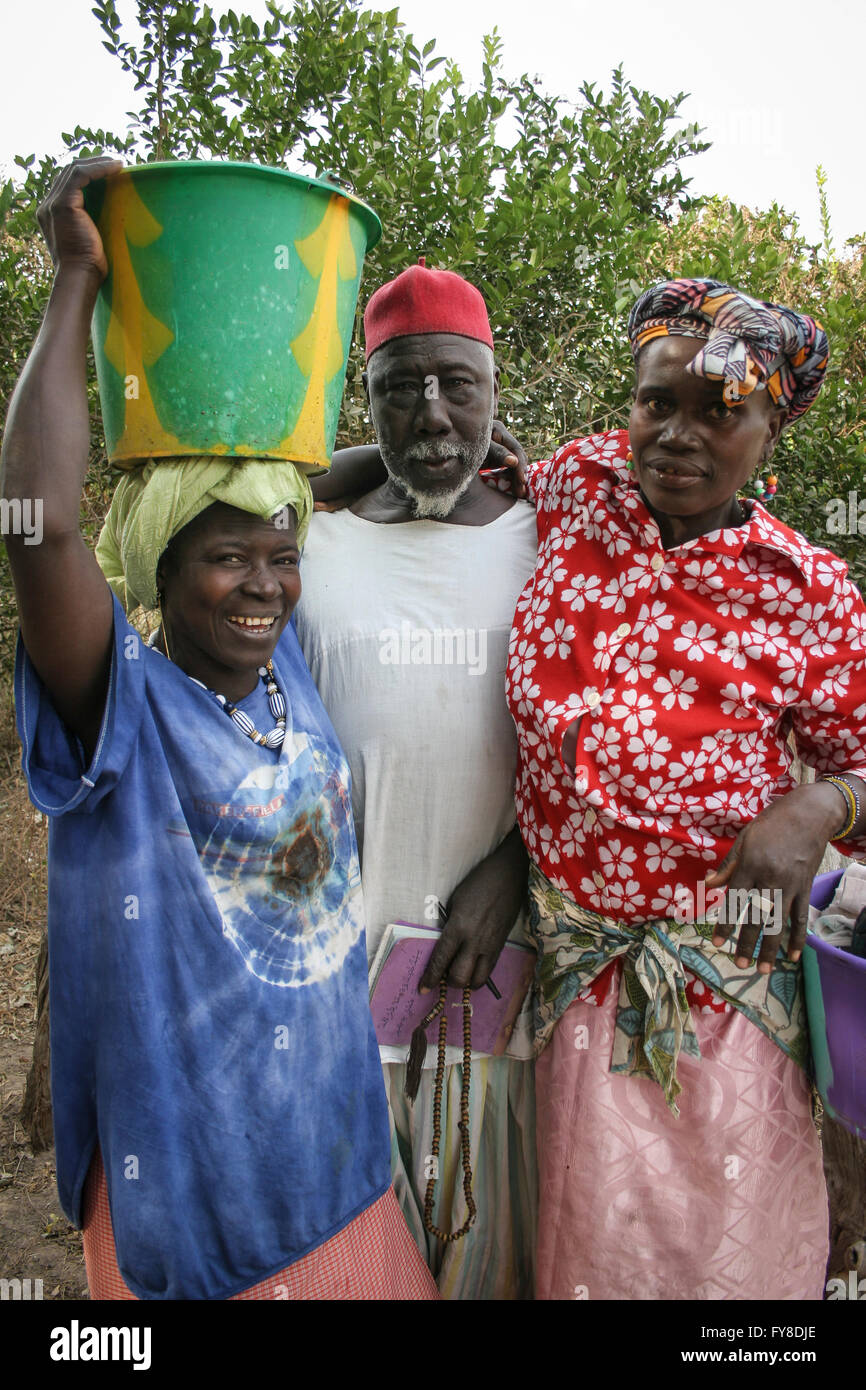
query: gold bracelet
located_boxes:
[821,775,859,841]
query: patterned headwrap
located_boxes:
[96,455,313,614]
[627,278,829,421]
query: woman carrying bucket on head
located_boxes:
[0,156,439,1300]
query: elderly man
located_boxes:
[295,264,538,1299]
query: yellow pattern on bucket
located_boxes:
[100,172,181,460]
[278,196,358,466]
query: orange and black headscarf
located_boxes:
[627,278,829,422]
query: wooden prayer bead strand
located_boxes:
[422,982,477,1243]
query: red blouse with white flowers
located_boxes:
[505,429,866,923]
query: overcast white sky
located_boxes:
[1,0,863,249]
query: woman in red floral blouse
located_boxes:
[505,279,866,1300]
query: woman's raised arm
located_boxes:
[1,157,122,756]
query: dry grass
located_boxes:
[0,685,87,1298]
[0,687,46,1042]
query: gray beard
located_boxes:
[379,408,494,520]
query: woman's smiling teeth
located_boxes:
[226,615,278,631]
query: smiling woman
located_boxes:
[154,505,302,703]
[0,156,438,1301]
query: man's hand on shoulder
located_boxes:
[479,421,529,498]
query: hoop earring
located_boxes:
[158,595,173,663]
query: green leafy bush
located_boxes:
[2,0,863,717]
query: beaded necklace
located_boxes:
[148,628,287,748]
[405,981,477,1242]
[183,661,286,748]
[204,661,287,749]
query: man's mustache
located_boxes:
[400,438,488,463]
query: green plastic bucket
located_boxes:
[83,161,381,472]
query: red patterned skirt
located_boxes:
[82,1148,439,1300]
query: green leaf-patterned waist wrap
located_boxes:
[528,862,809,1116]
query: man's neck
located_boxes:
[349,474,515,526]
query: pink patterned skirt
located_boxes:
[536,965,829,1300]
[82,1148,439,1300]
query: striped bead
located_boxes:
[231,708,257,738]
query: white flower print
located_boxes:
[794,620,842,654]
[816,662,854,703]
[540,618,576,659]
[682,558,726,596]
[759,575,803,615]
[599,573,635,613]
[602,877,646,912]
[653,669,699,709]
[813,556,841,589]
[549,693,590,727]
[636,601,676,644]
[592,630,618,672]
[529,595,552,631]
[709,588,753,619]
[562,572,603,611]
[547,513,585,553]
[538,767,563,806]
[741,618,787,660]
[644,838,684,874]
[719,682,756,719]
[673,621,718,662]
[603,529,632,560]
[593,433,624,458]
[579,876,602,902]
[711,750,747,783]
[537,561,569,599]
[584,724,622,763]
[610,688,655,734]
[509,638,537,682]
[559,819,588,859]
[537,822,560,865]
[845,607,866,642]
[628,728,673,771]
[597,839,638,880]
[615,642,658,685]
[667,748,709,784]
[788,601,829,638]
[512,673,541,717]
[775,644,807,686]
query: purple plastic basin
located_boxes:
[805,869,866,1137]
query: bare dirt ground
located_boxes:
[0,1036,88,1300]
[0,708,89,1301]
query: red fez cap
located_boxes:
[364,260,494,360]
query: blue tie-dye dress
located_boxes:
[15,596,390,1299]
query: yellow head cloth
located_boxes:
[95,456,313,614]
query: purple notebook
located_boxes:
[369,921,535,1055]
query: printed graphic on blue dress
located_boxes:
[181,733,363,987]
